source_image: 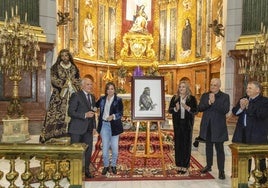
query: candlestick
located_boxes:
[238,23,268,96]
[0,6,40,117]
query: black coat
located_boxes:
[168,95,198,127]
[198,91,230,142]
[232,95,268,144]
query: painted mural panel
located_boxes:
[97,4,105,60]
[108,7,116,60]
[170,8,177,60]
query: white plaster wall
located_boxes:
[221,0,243,109]
[39,0,57,107]
[39,0,57,43]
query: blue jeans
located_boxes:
[100,121,119,167]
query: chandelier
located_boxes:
[0,7,39,118]
[238,23,268,97]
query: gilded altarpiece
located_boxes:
[57,0,224,64]
[56,0,223,100]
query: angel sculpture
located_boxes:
[208,19,224,37]
[57,11,73,26]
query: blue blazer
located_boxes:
[96,94,124,136]
[232,95,268,144]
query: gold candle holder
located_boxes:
[0,6,39,118]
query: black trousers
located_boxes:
[173,119,193,168]
[70,129,93,172]
[205,142,225,171]
[205,123,225,171]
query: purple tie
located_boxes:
[87,94,91,108]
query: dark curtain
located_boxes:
[242,0,268,35]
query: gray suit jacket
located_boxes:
[68,90,96,134]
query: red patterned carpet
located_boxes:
[89,130,214,181]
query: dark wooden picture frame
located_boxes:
[131,76,165,121]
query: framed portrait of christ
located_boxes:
[131,76,165,121]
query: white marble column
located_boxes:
[39,0,57,107]
[221,0,243,108]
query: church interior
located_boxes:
[0,0,268,187]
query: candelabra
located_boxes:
[0,7,39,118]
[238,23,268,97]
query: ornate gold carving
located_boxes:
[21,160,33,188]
[36,160,48,188]
[0,169,3,188]
[52,161,63,188]
[118,32,157,67]
[6,159,19,188]
[252,156,264,186]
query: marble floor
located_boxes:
[0,118,252,188]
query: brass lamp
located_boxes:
[238,24,268,97]
[0,7,39,118]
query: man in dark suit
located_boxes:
[198,78,230,180]
[68,76,96,178]
[232,81,268,183]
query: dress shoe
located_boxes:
[111,166,117,174]
[178,170,187,175]
[85,171,94,178]
[259,176,267,184]
[218,171,225,180]
[200,166,212,173]
[102,167,109,175]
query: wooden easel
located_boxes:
[130,121,166,177]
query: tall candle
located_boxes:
[20,46,22,56]
[25,12,27,22]
[16,5,18,15]
[11,7,14,17]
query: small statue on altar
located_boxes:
[130,5,148,33]
[83,12,96,56]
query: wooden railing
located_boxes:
[229,143,268,188]
[0,143,86,188]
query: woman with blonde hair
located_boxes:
[168,81,197,174]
